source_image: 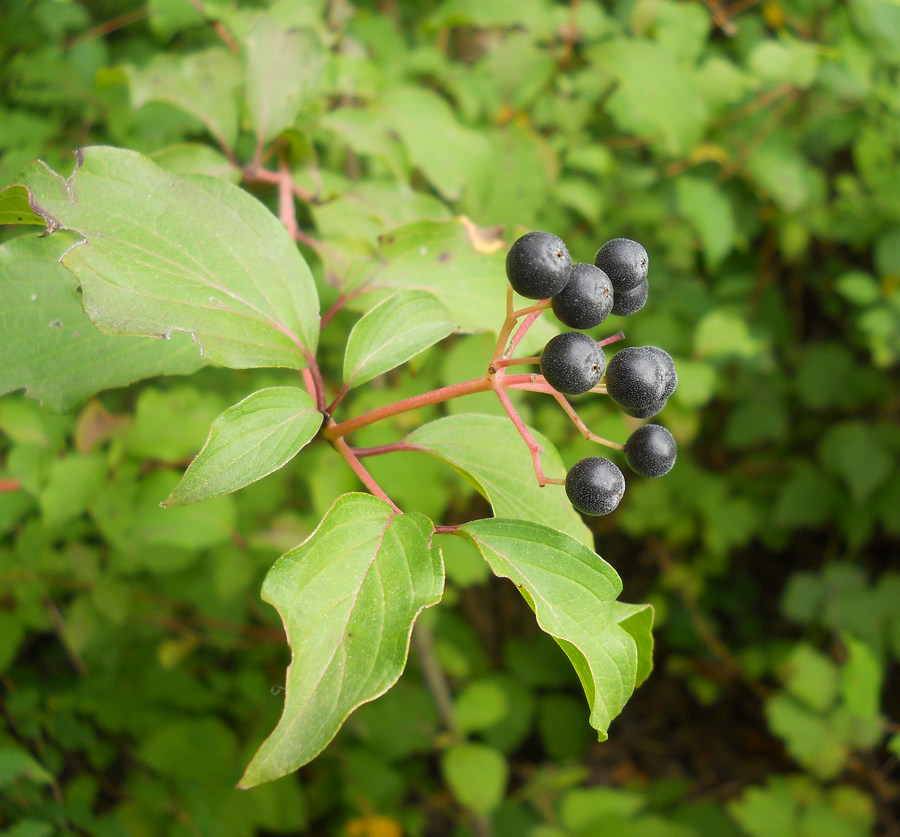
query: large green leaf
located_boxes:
[343,290,457,387]
[405,413,592,546]
[458,518,652,739]
[165,387,323,506]
[243,17,325,145]
[0,235,204,411]
[17,146,319,369]
[240,494,443,787]
[127,48,243,151]
[343,218,507,333]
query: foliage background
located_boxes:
[1,0,899,835]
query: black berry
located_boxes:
[624,424,677,477]
[622,393,667,419]
[611,277,648,317]
[506,231,573,299]
[594,238,648,293]
[551,263,614,329]
[540,332,606,395]
[647,346,677,399]
[566,457,626,515]
[604,346,666,413]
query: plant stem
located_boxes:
[351,441,424,457]
[323,375,539,440]
[491,355,540,370]
[493,387,559,486]
[330,436,401,512]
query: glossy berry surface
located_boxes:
[540,332,606,395]
[566,457,626,516]
[551,263,613,329]
[506,231,573,300]
[625,424,677,477]
[611,277,648,317]
[594,238,649,293]
[604,346,666,412]
[647,346,677,399]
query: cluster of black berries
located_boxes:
[505,231,678,517]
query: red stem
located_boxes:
[493,387,563,486]
[351,442,424,458]
[0,479,21,493]
[330,436,401,512]
[323,375,539,440]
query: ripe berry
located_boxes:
[604,346,666,413]
[540,332,606,395]
[623,393,667,419]
[551,263,613,329]
[647,346,677,399]
[566,457,626,515]
[611,277,648,317]
[594,238,648,293]
[624,424,677,477]
[506,231,573,299]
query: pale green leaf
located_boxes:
[240,494,443,786]
[244,18,325,145]
[0,184,46,226]
[19,146,319,369]
[0,235,205,411]
[0,748,54,787]
[441,743,508,816]
[127,48,243,151]
[676,175,736,269]
[458,518,649,738]
[612,602,655,689]
[343,290,456,387]
[405,413,592,547]
[166,387,322,506]
[344,218,508,332]
[381,86,492,201]
[590,39,708,156]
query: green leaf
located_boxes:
[382,86,492,201]
[165,387,322,506]
[240,494,443,786]
[840,636,882,723]
[0,235,205,411]
[244,18,325,145]
[0,748,54,787]
[127,48,243,151]
[343,290,456,387]
[613,602,655,689]
[818,421,894,502]
[405,413,592,547]
[18,146,319,369]
[457,518,649,739]
[454,679,510,734]
[590,39,707,156]
[676,176,736,269]
[0,184,46,226]
[344,218,507,333]
[441,742,508,816]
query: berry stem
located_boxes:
[493,387,561,487]
[597,330,626,348]
[323,374,539,440]
[350,441,424,458]
[491,356,540,370]
[330,435,401,512]
[0,479,21,493]
[547,392,625,450]
[504,309,545,358]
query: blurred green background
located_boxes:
[1,0,898,835]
